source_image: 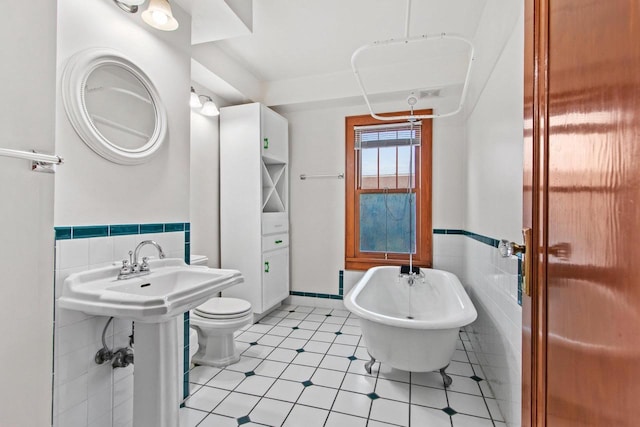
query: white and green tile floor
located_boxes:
[179,304,505,427]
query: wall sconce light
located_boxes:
[190,87,220,117]
[142,0,179,31]
[190,87,203,108]
[113,0,179,32]
[113,0,145,13]
[200,97,220,117]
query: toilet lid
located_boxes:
[194,297,252,318]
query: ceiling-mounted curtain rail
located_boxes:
[351,33,475,121]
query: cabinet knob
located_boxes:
[275,240,283,244]
[263,138,269,149]
[264,261,270,273]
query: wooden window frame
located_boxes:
[345,110,433,271]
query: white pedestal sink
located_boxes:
[58,259,244,427]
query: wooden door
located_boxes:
[525,1,640,425]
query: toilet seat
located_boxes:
[194,297,251,320]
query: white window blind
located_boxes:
[354,121,422,150]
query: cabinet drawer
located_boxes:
[262,212,288,235]
[262,234,289,252]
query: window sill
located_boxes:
[345,257,432,271]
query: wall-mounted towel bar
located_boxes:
[0,148,64,173]
[300,173,344,180]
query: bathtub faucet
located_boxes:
[399,265,424,286]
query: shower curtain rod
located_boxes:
[351,33,475,122]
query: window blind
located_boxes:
[354,121,422,150]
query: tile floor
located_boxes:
[179,304,505,427]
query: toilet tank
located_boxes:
[190,255,209,266]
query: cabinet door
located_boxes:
[261,106,288,162]
[262,249,289,311]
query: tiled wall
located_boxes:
[53,223,190,427]
[462,234,521,427]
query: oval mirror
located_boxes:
[62,48,167,165]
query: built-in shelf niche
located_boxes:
[262,156,287,213]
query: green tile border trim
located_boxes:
[433,229,499,247]
[55,222,191,240]
[289,290,343,300]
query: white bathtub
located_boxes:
[344,266,477,375]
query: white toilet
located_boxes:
[189,255,253,367]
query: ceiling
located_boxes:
[184,0,498,111]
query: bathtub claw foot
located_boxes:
[364,355,376,374]
[440,367,453,387]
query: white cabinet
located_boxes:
[220,103,290,315]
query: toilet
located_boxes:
[189,255,253,367]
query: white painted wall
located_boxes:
[55,0,191,226]
[281,102,467,296]
[51,0,192,425]
[189,92,221,267]
[0,2,57,425]
[463,3,524,426]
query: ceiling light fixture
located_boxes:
[141,0,179,31]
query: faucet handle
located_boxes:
[140,257,150,272]
[119,260,132,275]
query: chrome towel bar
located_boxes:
[300,173,344,180]
[0,148,64,173]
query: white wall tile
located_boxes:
[58,373,88,414]
[56,306,91,328]
[463,236,521,427]
[113,372,134,408]
[57,400,88,427]
[112,398,133,427]
[88,380,112,423]
[88,237,114,268]
[59,239,90,270]
[56,345,92,385]
[88,364,112,394]
[88,411,112,427]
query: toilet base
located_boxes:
[190,309,252,368]
[191,327,245,368]
[192,351,240,368]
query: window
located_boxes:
[345,111,432,270]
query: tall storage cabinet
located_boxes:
[220,103,290,315]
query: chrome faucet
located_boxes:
[399,266,425,287]
[117,240,165,280]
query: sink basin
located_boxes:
[57,258,245,427]
[58,258,243,323]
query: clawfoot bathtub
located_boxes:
[344,266,477,386]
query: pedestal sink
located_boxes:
[58,258,244,427]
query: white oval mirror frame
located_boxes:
[62,48,168,165]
